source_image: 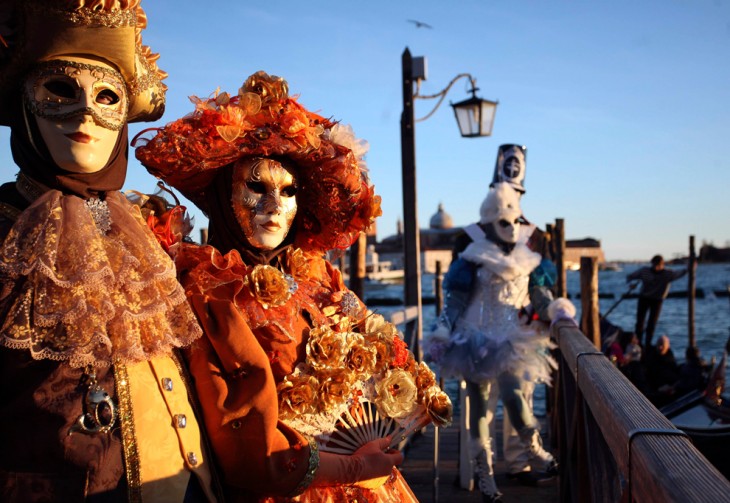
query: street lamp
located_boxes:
[400,47,498,361]
[451,88,499,138]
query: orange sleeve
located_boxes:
[185,294,311,496]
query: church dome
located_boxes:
[429,203,454,229]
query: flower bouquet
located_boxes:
[277,297,453,454]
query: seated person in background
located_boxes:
[675,346,710,397]
[608,331,648,393]
[643,335,680,406]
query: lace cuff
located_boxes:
[289,438,320,496]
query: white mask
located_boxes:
[231,157,298,250]
[494,217,521,244]
[24,57,127,174]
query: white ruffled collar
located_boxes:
[459,224,541,281]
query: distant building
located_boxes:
[564,238,605,270]
[376,203,461,274]
[699,244,730,263]
[374,205,606,273]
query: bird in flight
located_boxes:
[408,19,433,29]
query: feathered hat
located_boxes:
[134,71,381,254]
[0,0,167,126]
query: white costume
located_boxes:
[429,183,556,501]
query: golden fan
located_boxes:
[316,399,430,454]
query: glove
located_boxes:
[315,436,403,488]
[547,297,578,327]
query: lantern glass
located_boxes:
[451,96,498,138]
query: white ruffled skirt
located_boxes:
[438,321,556,384]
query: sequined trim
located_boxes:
[27,3,138,29]
[114,363,143,503]
[289,438,320,496]
[23,60,128,131]
[15,172,49,204]
[127,48,166,99]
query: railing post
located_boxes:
[580,256,601,349]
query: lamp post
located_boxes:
[400,47,498,361]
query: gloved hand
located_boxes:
[423,321,451,363]
[547,297,578,327]
[315,436,403,488]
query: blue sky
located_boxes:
[2,0,729,261]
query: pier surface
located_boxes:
[399,414,558,503]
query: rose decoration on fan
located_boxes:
[277,307,453,453]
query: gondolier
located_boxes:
[627,255,692,347]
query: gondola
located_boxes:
[661,352,730,478]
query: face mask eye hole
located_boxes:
[43,79,76,99]
[246,181,266,194]
[96,88,120,106]
[498,219,511,228]
[281,185,297,197]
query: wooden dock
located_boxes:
[399,413,558,503]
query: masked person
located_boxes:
[486,145,558,487]
[425,182,557,502]
[135,71,452,502]
[0,2,218,501]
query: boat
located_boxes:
[365,245,403,281]
[661,352,730,478]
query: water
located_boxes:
[568,262,730,361]
[364,262,730,417]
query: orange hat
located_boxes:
[134,71,381,254]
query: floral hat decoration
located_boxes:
[134,71,382,254]
[0,0,167,126]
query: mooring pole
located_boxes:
[688,235,696,348]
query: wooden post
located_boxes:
[349,233,366,300]
[401,47,423,361]
[555,219,567,298]
[580,256,601,349]
[199,227,208,245]
[545,223,555,261]
[688,235,696,348]
[435,261,443,316]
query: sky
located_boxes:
[2,0,729,261]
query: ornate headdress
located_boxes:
[135,71,381,254]
[0,0,167,126]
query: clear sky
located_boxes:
[2,0,729,261]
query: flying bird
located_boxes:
[408,19,433,29]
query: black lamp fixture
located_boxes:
[450,86,498,138]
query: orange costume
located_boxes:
[135,72,452,502]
